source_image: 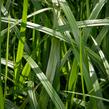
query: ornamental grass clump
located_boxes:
[0,0,109,109]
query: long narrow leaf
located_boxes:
[14,0,28,81]
[23,53,65,109]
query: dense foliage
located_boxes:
[0,0,109,109]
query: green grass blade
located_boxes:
[89,59,105,109]
[27,8,52,19]
[1,58,14,69]
[2,17,109,30]
[89,0,107,19]
[5,0,11,11]
[64,91,109,103]
[1,2,8,16]
[39,38,60,109]
[0,0,4,108]
[86,0,90,18]
[59,0,80,45]
[60,48,72,67]
[14,0,28,81]
[4,14,10,98]
[68,58,78,108]
[28,87,39,109]
[91,36,109,79]
[83,0,107,42]
[73,48,98,108]
[19,63,31,83]
[39,2,61,108]
[1,17,71,44]
[5,99,19,109]
[23,53,65,109]
[80,34,85,102]
[93,27,109,47]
